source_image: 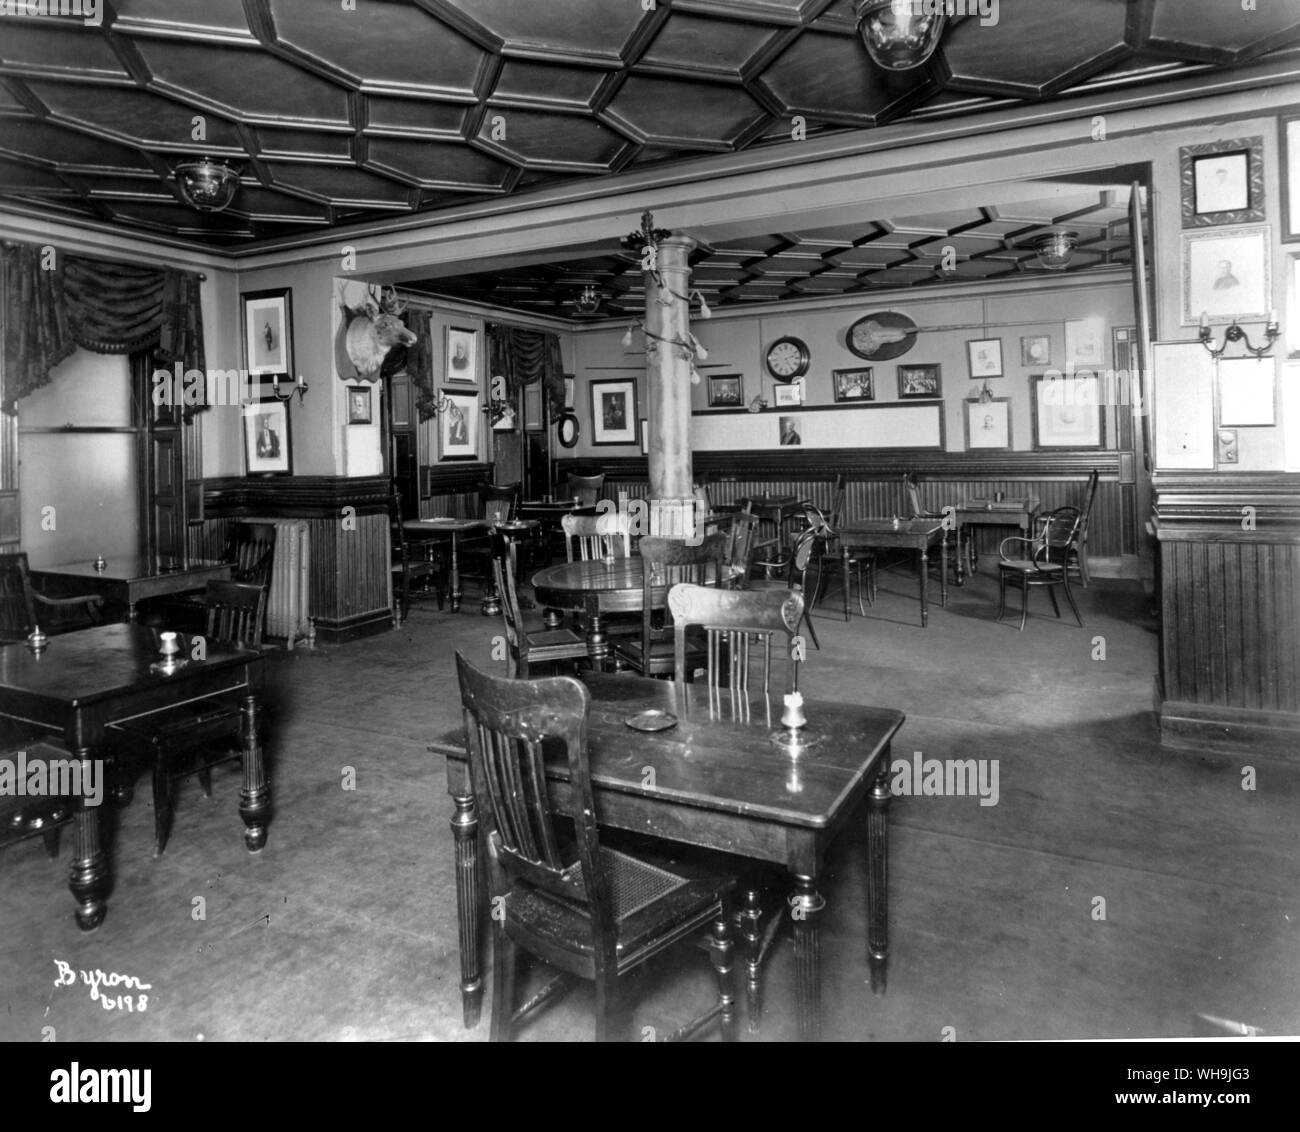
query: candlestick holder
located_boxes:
[770,690,823,753]
[26,625,47,653]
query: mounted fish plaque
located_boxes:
[846,311,918,361]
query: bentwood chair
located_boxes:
[460,482,522,596]
[0,552,103,643]
[490,528,588,678]
[667,583,803,1030]
[566,472,605,509]
[455,652,739,1042]
[747,524,825,649]
[997,506,1084,631]
[108,581,267,857]
[801,502,874,618]
[1065,468,1100,587]
[613,532,728,679]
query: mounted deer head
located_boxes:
[343,283,417,377]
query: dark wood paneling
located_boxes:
[1154,473,1300,754]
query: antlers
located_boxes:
[367,283,406,316]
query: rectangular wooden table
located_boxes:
[0,623,268,930]
[836,519,948,626]
[31,556,232,622]
[432,672,905,1040]
[951,496,1040,585]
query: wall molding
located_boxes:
[203,475,392,518]
[1153,472,1300,542]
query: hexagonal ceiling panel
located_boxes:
[0,0,1287,250]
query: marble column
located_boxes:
[646,234,697,537]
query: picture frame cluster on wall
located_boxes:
[240,287,295,476]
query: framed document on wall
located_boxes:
[1031,373,1104,449]
[965,398,1011,450]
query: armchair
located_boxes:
[997,506,1084,631]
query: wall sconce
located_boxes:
[1033,230,1079,271]
[969,379,994,403]
[1198,311,1279,359]
[269,374,309,404]
[174,157,240,212]
[855,0,946,71]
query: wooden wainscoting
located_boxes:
[194,475,394,643]
[1153,472,1300,757]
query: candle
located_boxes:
[296,373,307,389]
[1267,309,1278,327]
[1199,311,1209,330]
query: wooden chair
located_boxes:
[0,740,76,861]
[904,472,958,584]
[747,524,825,650]
[700,506,759,588]
[391,494,443,620]
[566,472,605,509]
[666,583,803,1029]
[455,652,739,1042]
[490,527,587,678]
[150,521,277,630]
[0,552,103,643]
[801,500,874,618]
[561,511,631,562]
[1068,468,1100,587]
[459,481,522,596]
[108,581,267,857]
[612,532,728,679]
[997,506,1084,631]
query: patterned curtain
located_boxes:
[2,242,207,409]
[486,323,565,416]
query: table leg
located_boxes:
[866,751,892,994]
[450,790,483,1028]
[842,546,851,622]
[585,609,611,670]
[68,745,108,932]
[918,547,929,628]
[954,523,965,587]
[790,874,825,1042]
[449,533,463,613]
[238,694,271,853]
[939,534,948,608]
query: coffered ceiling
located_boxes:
[0,0,1296,256]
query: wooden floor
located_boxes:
[2,563,1297,1042]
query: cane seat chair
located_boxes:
[490,528,588,678]
[455,652,739,1042]
[997,506,1084,631]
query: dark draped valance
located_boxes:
[486,323,565,417]
[2,242,207,409]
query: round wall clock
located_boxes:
[765,336,810,382]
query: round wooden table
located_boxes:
[403,518,488,613]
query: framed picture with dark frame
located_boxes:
[346,385,371,425]
[964,398,1011,450]
[445,326,479,384]
[897,364,941,399]
[1031,372,1104,449]
[707,373,744,407]
[832,367,874,402]
[1282,116,1300,241]
[242,396,292,475]
[967,338,1003,378]
[1180,136,1265,228]
[590,379,637,446]
[242,288,293,379]
[1021,336,1051,367]
[439,389,479,460]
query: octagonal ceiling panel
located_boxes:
[27,82,244,153]
[756,29,936,125]
[253,127,354,161]
[0,117,155,172]
[940,0,1132,99]
[0,157,70,193]
[489,60,609,110]
[135,40,352,125]
[365,97,469,137]
[111,0,254,41]
[474,109,631,171]
[604,74,769,148]
[366,138,514,191]
[639,13,780,77]
[1147,0,1300,64]
[265,162,415,208]
[267,0,487,97]
[0,23,129,79]
[434,0,649,63]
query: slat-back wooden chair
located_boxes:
[566,472,605,509]
[391,493,443,619]
[490,528,588,678]
[612,531,728,679]
[997,505,1084,631]
[561,511,631,562]
[455,651,738,1042]
[666,582,804,1031]
[0,552,103,643]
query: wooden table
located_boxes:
[403,519,489,613]
[532,557,744,667]
[952,496,1040,584]
[0,623,268,930]
[478,519,540,616]
[432,672,905,1040]
[31,557,232,622]
[836,519,948,627]
[740,493,808,559]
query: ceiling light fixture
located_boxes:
[174,157,241,213]
[574,284,602,316]
[1033,230,1080,271]
[856,1,947,71]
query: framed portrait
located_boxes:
[523,384,543,431]
[439,389,479,460]
[964,398,1011,450]
[966,338,1003,378]
[1020,336,1051,367]
[1283,117,1300,241]
[778,415,802,446]
[346,385,371,425]
[708,374,744,407]
[590,379,637,446]
[242,398,291,475]
[1180,136,1265,228]
[1065,318,1106,367]
[897,364,941,399]
[773,383,802,408]
[1032,373,1104,449]
[242,288,293,379]
[1181,225,1273,326]
[445,326,479,384]
[1218,356,1276,427]
[1217,428,1240,465]
[832,367,874,402]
